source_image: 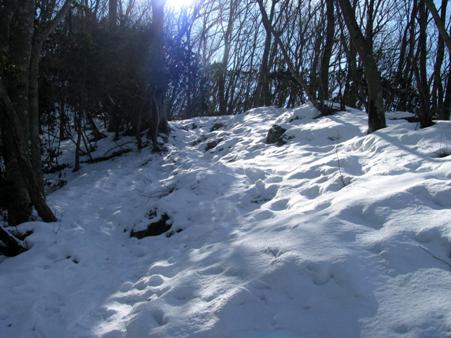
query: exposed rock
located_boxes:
[130,213,172,239]
[166,228,184,238]
[266,125,287,146]
[192,135,207,146]
[205,138,223,151]
[210,122,225,132]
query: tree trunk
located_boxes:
[73,114,82,172]
[416,0,433,128]
[148,0,169,150]
[441,68,451,120]
[430,0,447,119]
[257,0,331,115]
[29,39,45,190]
[3,0,36,224]
[0,0,73,225]
[0,79,57,223]
[342,28,359,108]
[109,0,118,30]
[336,0,386,132]
[255,0,276,107]
[423,0,451,54]
[399,0,418,112]
[310,29,322,101]
[319,0,335,111]
[28,0,74,189]
[218,0,235,115]
[0,225,27,257]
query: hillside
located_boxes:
[1,105,451,338]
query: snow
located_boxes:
[1,104,451,338]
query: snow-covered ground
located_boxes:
[1,105,451,338]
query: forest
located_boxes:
[1,0,451,337]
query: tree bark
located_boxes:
[0,2,30,226]
[0,78,57,223]
[2,0,36,224]
[319,0,335,110]
[148,0,169,151]
[430,0,446,117]
[109,0,118,30]
[341,20,359,108]
[423,0,451,54]
[336,0,386,132]
[0,225,26,257]
[257,0,332,115]
[416,0,433,128]
[218,0,235,115]
[254,0,277,107]
[442,65,451,120]
[29,0,74,189]
[399,0,418,112]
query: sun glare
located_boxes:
[166,0,195,9]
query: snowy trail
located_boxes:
[1,105,451,338]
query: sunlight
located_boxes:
[166,0,195,9]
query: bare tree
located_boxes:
[414,0,433,128]
[148,0,169,151]
[256,0,332,115]
[254,0,278,107]
[29,0,75,187]
[0,0,61,225]
[336,0,386,132]
[423,0,451,54]
[319,0,335,107]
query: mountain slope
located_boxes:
[1,105,451,338]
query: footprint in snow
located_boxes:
[164,286,196,306]
[253,210,275,221]
[299,186,320,200]
[151,308,167,326]
[305,261,335,285]
[125,307,168,336]
[200,264,225,275]
[250,180,279,204]
[147,262,177,278]
[269,198,290,211]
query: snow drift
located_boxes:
[1,104,451,338]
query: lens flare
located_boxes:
[166,0,195,9]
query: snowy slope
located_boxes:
[1,104,451,338]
